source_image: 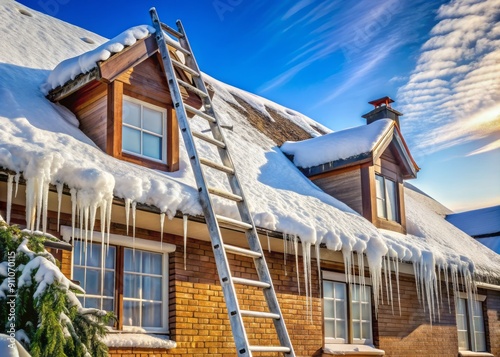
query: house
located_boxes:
[0,1,499,356]
[446,206,500,254]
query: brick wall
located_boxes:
[2,201,499,356]
[376,274,459,357]
[485,288,500,356]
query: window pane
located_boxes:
[352,301,360,320]
[336,320,346,339]
[143,107,163,135]
[123,126,141,154]
[325,320,334,338]
[143,276,162,301]
[334,282,345,299]
[142,251,162,275]
[385,179,398,221]
[105,246,116,269]
[353,321,361,340]
[475,332,486,352]
[142,302,162,327]
[456,298,469,350]
[124,249,141,272]
[104,271,115,296]
[124,273,141,298]
[375,175,385,200]
[143,133,162,160]
[324,281,333,298]
[85,297,100,309]
[73,267,84,286]
[123,101,141,127]
[85,268,101,295]
[103,298,114,312]
[362,303,371,320]
[324,301,335,318]
[362,322,371,340]
[123,300,141,326]
[336,300,346,319]
[458,331,469,350]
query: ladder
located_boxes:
[150,8,295,357]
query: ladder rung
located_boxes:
[216,215,252,230]
[232,277,270,289]
[249,346,291,353]
[177,78,208,98]
[164,35,191,55]
[208,187,243,202]
[240,310,280,319]
[199,158,234,174]
[160,23,183,38]
[193,131,225,148]
[185,104,216,123]
[172,58,200,77]
[224,244,262,258]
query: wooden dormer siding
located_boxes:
[53,35,203,172]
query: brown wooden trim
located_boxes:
[308,164,362,181]
[107,81,123,157]
[120,152,169,171]
[360,164,375,222]
[99,35,159,83]
[167,108,179,172]
[398,182,407,233]
[123,87,171,109]
[375,217,406,234]
[115,246,124,330]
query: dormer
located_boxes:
[281,98,419,234]
[45,27,203,172]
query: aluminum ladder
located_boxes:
[150,8,295,357]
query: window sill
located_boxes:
[103,332,176,349]
[459,352,494,357]
[323,344,385,356]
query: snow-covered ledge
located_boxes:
[102,332,176,349]
[60,226,176,253]
[323,344,385,356]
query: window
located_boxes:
[323,272,373,345]
[375,174,399,222]
[456,295,487,352]
[122,97,166,162]
[72,239,168,332]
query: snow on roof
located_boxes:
[0,0,499,301]
[446,205,500,237]
[280,119,393,168]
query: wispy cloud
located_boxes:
[398,0,500,156]
[467,138,500,156]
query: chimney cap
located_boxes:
[368,96,394,108]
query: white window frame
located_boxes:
[322,271,374,345]
[62,227,175,334]
[455,292,487,353]
[375,174,399,222]
[122,96,167,163]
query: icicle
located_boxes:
[42,181,49,234]
[6,174,13,224]
[267,232,271,253]
[124,197,132,235]
[132,201,137,239]
[413,261,422,306]
[302,242,312,322]
[70,188,77,243]
[293,235,300,295]
[106,197,112,253]
[315,243,321,299]
[35,177,43,232]
[159,212,165,250]
[89,203,97,246]
[56,183,63,232]
[14,173,20,198]
[25,178,36,231]
[393,258,401,316]
[183,214,188,270]
[283,233,287,276]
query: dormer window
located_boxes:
[122,97,167,163]
[375,174,399,223]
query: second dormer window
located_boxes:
[122,97,166,163]
[375,174,399,222]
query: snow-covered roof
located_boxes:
[1,0,499,299]
[281,119,393,168]
[446,205,500,237]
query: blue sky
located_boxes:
[18,0,500,212]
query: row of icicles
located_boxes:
[4,172,479,326]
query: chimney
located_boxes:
[362,96,403,128]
